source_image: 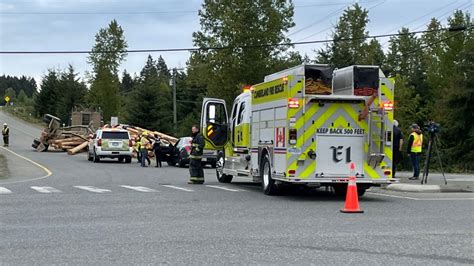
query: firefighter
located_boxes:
[407,124,423,180]
[2,123,9,147]
[392,120,404,178]
[188,125,205,184]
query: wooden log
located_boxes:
[67,141,89,155]
[53,138,84,144]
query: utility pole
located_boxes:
[172,68,177,131]
[171,67,185,132]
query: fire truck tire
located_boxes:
[261,154,278,195]
[357,186,368,197]
[216,152,232,183]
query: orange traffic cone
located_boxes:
[340,162,364,213]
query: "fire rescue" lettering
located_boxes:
[253,83,285,99]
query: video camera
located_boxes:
[424,121,440,135]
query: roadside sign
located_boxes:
[111,116,118,127]
[4,96,10,102]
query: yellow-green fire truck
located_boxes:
[201,64,397,195]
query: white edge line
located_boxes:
[162,185,194,192]
[367,192,420,200]
[0,146,52,184]
[368,192,474,201]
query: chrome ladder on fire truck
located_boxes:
[367,108,385,167]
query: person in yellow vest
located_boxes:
[2,123,9,147]
[134,136,141,163]
[140,132,151,167]
[407,124,423,180]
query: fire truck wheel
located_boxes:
[216,152,232,183]
[357,186,368,197]
[261,154,278,195]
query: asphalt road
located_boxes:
[0,110,473,265]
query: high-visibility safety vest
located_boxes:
[2,127,9,136]
[410,132,423,153]
[140,137,150,149]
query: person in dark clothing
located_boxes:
[2,123,9,147]
[188,125,205,184]
[392,120,404,178]
[406,124,423,180]
[153,135,162,168]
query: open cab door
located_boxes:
[201,98,229,150]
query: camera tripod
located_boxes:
[421,132,447,185]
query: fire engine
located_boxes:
[201,64,397,196]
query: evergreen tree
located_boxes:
[430,11,473,170]
[190,0,296,106]
[87,19,128,122]
[56,65,88,124]
[89,65,121,123]
[120,70,134,94]
[316,3,370,67]
[17,90,28,105]
[125,55,165,131]
[34,70,59,117]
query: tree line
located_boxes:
[2,1,472,170]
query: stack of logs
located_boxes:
[37,123,178,156]
[120,125,178,146]
[49,136,90,155]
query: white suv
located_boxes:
[88,129,133,163]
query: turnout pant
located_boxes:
[3,135,8,146]
[410,153,421,178]
[189,158,204,183]
[393,150,402,178]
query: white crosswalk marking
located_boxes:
[30,186,61,193]
[0,186,13,194]
[205,185,245,192]
[162,185,194,192]
[74,186,111,193]
[120,185,157,192]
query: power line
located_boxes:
[296,0,387,42]
[287,5,348,37]
[381,2,472,48]
[0,27,468,55]
[382,0,463,35]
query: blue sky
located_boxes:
[0,0,471,85]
